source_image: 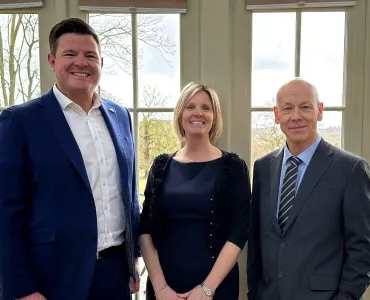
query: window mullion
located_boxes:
[132,13,139,112]
[131,13,140,231]
[295,10,302,77]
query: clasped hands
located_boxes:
[155,284,213,300]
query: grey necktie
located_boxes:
[278,156,302,231]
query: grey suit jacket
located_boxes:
[247,139,370,300]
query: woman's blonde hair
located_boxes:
[173,82,223,144]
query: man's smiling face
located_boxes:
[48,33,102,98]
[274,80,323,153]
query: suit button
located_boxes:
[278,272,284,278]
[279,243,286,249]
[91,234,97,242]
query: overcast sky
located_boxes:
[1,12,345,130]
[252,11,345,128]
[94,14,180,108]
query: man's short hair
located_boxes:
[49,18,100,55]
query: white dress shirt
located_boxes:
[53,85,126,251]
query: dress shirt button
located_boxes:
[103,182,107,187]
[210,234,213,237]
[94,136,98,141]
[104,205,108,210]
[212,256,215,259]
[278,272,284,278]
[210,222,213,225]
[211,210,214,213]
[210,198,213,201]
[210,245,212,249]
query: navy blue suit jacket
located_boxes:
[0,90,140,300]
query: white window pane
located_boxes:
[138,257,147,299]
[137,14,180,108]
[89,14,133,107]
[137,111,179,298]
[251,110,342,165]
[318,111,342,148]
[251,111,285,164]
[0,14,40,107]
[252,13,296,107]
[300,12,345,107]
[138,112,178,201]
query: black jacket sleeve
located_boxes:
[227,159,251,250]
[247,161,262,300]
[137,163,155,236]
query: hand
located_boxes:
[130,259,140,294]
[177,285,213,300]
[155,285,182,300]
[19,292,47,300]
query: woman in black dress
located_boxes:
[138,82,251,300]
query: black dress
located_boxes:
[146,158,239,300]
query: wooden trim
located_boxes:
[246,0,356,10]
[79,0,186,12]
[0,0,43,9]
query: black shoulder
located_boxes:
[153,153,172,164]
[150,153,174,177]
[223,151,247,167]
[220,151,249,181]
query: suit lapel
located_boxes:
[99,102,129,205]
[38,90,92,195]
[100,102,135,277]
[283,140,333,233]
[270,149,284,235]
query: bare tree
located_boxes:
[0,13,176,108]
[251,97,285,162]
[139,85,178,178]
[17,14,40,103]
[0,14,39,107]
[89,14,176,75]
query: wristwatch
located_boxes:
[200,282,215,297]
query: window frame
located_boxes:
[250,8,348,164]
[87,11,180,300]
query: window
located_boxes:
[0,14,40,110]
[89,13,180,299]
[251,11,345,164]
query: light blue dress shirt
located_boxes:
[276,136,322,216]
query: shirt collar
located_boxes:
[53,84,101,112]
[282,136,322,166]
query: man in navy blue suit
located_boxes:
[0,18,140,300]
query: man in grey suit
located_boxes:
[247,78,370,300]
